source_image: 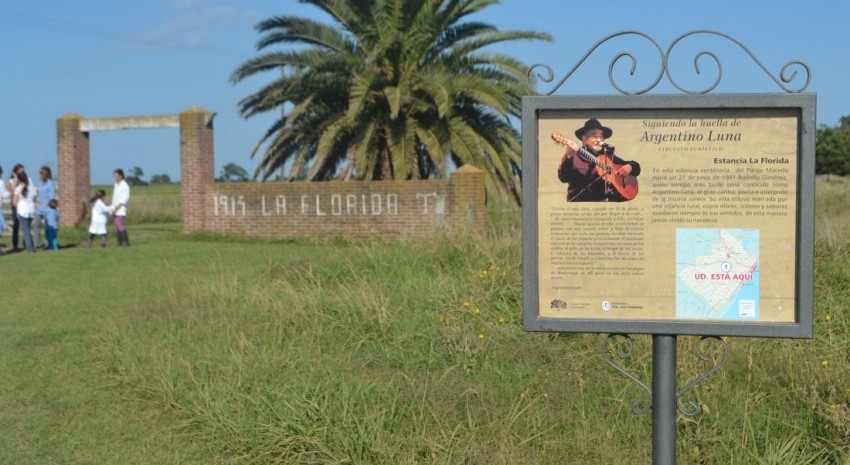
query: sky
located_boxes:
[1,0,846,184]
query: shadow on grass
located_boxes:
[0,241,81,254]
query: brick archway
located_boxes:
[56,106,214,232]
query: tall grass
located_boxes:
[816,178,850,249]
[1,179,848,464]
[92,183,182,224]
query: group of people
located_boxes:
[0,165,130,254]
[0,164,58,254]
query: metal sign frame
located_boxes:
[521,93,815,339]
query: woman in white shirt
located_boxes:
[6,164,25,250]
[12,170,37,252]
[111,169,130,246]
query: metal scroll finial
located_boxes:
[527,31,665,96]
[676,336,728,416]
[602,334,729,417]
[526,29,811,95]
[602,334,652,414]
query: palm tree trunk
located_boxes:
[340,145,357,181]
[373,148,393,180]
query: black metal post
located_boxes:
[652,334,677,464]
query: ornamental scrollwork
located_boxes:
[526,30,810,95]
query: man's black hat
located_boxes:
[575,118,613,139]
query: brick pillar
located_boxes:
[180,106,215,233]
[56,113,90,227]
[447,165,486,234]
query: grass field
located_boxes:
[0,182,848,464]
[91,183,182,224]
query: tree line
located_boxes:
[120,163,252,185]
[817,116,850,176]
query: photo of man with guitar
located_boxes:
[555,118,641,202]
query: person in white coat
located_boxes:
[88,189,113,248]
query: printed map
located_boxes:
[676,229,760,320]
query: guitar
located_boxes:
[551,131,639,201]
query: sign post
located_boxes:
[653,335,676,464]
[521,31,814,464]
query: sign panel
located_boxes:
[522,94,815,338]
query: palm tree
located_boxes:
[231,0,550,202]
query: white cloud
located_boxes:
[154,0,203,10]
[134,5,257,49]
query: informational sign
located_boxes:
[522,94,815,338]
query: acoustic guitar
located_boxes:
[551,131,639,201]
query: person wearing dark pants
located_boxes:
[34,166,56,249]
[12,170,36,252]
[6,164,25,251]
[111,169,131,246]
